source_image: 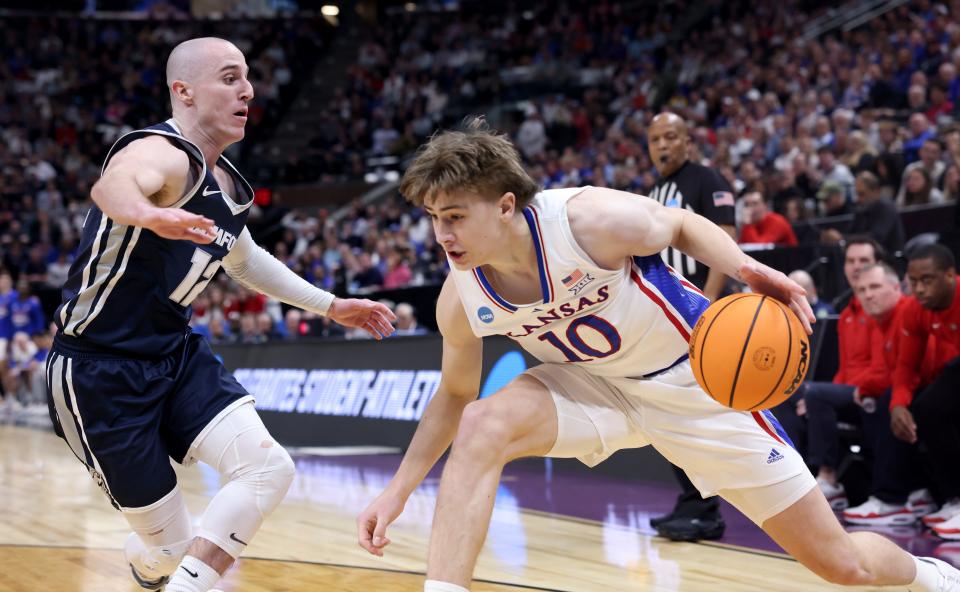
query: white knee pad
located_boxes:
[122,487,194,578]
[191,402,296,558]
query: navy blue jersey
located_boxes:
[55,120,253,356]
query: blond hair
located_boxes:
[399,117,540,207]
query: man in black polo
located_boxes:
[646,112,737,541]
[648,112,737,300]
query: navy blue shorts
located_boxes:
[45,332,250,509]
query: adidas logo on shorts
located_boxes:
[766,448,785,464]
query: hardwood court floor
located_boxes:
[0,425,887,591]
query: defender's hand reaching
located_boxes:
[328,298,397,339]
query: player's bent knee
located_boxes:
[805,546,869,586]
[266,444,296,502]
[248,441,295,514]
[818,562,869,586]
[453,401,512,459]
[227,436,296,515]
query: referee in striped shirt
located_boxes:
[645,112,737,541]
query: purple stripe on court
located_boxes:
[289,453,953,566]
[499,460,784,553]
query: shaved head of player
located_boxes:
[166,37,254,160]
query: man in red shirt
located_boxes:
[890,243,960,538]
[773,238,883,510]
[841,263,939,526]
[739,191,799,246]
[834,238,883,385]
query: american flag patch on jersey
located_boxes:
[561,268,595,295]
[713,191,735,207]
[562,269,585,288]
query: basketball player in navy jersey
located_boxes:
[357,119,960,592]
[46,37,395,592]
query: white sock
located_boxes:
[909,556,941,592]
[165,556,221,592]
[424,580,469,592]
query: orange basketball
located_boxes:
[688,293,810,411]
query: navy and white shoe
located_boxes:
[130,564,168,591]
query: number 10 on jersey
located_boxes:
[537,314,622,362]
[169,248,221,306]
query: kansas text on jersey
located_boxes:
[449,187,710,378]
[55,120,253,356]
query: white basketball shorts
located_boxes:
[525,359,816,526]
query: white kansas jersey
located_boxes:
[449,187,710,378]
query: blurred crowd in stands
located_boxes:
[0,11,330,411]
[269,0,960,333]
[2,0,960,365]
[1,0,958,545]
[325,1,960,209]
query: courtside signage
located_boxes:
[232,349,529,421]
[235,368,442,421]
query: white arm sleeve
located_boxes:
[221,228,334,316]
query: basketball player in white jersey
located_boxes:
[356,119,960,592]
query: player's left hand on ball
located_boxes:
[738,262,815,335]
[328,298,397,339]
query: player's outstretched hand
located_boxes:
[142,207,216,244]
[357,490,405,557]
[738,262,816,335]
[328,298,397,340]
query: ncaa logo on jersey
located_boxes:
[477,306,495,324]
